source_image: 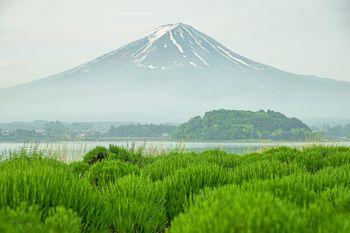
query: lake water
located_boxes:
[1,141,349,161]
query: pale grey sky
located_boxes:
[0,0,349,88]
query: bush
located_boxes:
[170,186,306,233]
[83,146,110,165]
[308,164,350,192]
[259,146,300,163]
[69,161,90,178]
[297,146,350,173]
[333,189,350,214]
[83,145,145,166]
[86,160,140,187]
[104,175,167,233]
[109,144,143,164]
[142,151,202,181]
[303,200,350,233]
[0,203,44,233]
[163,164,233,220]
[242,173,317,207]
[0,156,110,232]
[141,150,240,181]
[0,204,81,233]
[242,164,350,206]
[230,160,303,184]
[45,206,82,233]
[108,144,131,160]
[198,149,242,169]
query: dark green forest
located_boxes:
[172,109,317,141]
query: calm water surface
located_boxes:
[1,141,349,161]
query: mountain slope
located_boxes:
[19,23,269,88]
[0,23,349,122]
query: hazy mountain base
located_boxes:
[1,67,349,122]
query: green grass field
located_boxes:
[0,145,349,232]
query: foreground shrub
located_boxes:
[142,150,241,182]
[104,175,167,233]
[108,144,143,164]
[69,161,90,178]
[241,172,317,207]
[164,164,233,220]
[0,203,81,233]
[0,203,44,233]
[231,160,302,184]
[45,206,82,233]
[259,147,300,163]
[142,151,202,181]
[299,146,350,173]
[303,200,350,233]
[244,146,350,173]
[331,188,350,214]
[86,160,140,187]
[170,186,305,233]
[307,164,350,192]
[198,149,242,169]
[240,164,350,207]
[0,156,110,232]
[83,146,110,165]
[83,145,145,166]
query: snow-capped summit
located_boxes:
[59,23,268,80]
[127,22,266,71]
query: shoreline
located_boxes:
[0,138,349,144]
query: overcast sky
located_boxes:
[0,0,349,88]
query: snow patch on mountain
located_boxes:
[169,30,184,54]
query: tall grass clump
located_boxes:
[86,160,140,187]
[69,161,90,178]
[241,173,317,207]
[260,146,350,173]
[163,164,233,220]
[241,163,350,207]
[83,146,110,165]
[170,185,306,233]
[0,203,45,233]
[297,146,350,173]
[230,160,303,184]
[302,198,350,233]
[0,155,110,232]
[142,150,240,181]
[83,144,146,166]
[198,149,242,169]
[103,175,167,233]
[141,151,203,181]
[0,203,82,233]
[108,144,144,164]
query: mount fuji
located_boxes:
[1,23,349,122]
